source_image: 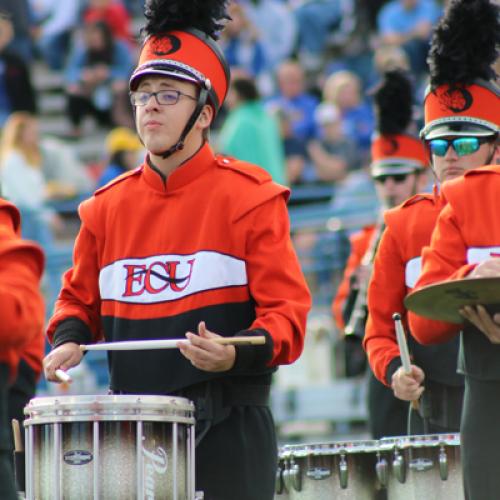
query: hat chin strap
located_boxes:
[159,87,209,159]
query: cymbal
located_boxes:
[404,277,500,324]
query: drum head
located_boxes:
[405,277,500,323]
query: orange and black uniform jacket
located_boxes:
[0,199,45,380]
[364,192,462,387]
[332,225,375,331]
[47,144,311,394]
[409,166,500,379]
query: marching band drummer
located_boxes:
[0,197,45,500]
[42,1,311,499]
[363,62,476,433]
[332,69,429,439]
[406,1,500,498]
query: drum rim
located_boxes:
[279,439,380,458]
[378,433,460,449]
[23,394,196,425]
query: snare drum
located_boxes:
[24,395,196,500]
[275,440,382,499]
[378,433,463,500]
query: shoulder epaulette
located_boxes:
[463,165,500,178]
[401,193,434,208]
[94,166,143,196]
[215,155,272,185]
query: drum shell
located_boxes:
[379,434,464,500]
[275,441,381,500]
[24,395,195,500]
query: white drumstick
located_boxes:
[80,335,266,352]
[393,313,419,410]
[55,369,72,383]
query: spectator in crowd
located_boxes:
[97,126,143,188]
[29,0,80,70]
[83,0,135,48]
[64,20,134,138]
[0,196,45,500]
[217,76,286,185]
[240,0,297,72]
[293,0,348,71]
[0,112,65,243]
[0,14,37,127]
[377,0,442,79]
[308,103,361,183]
[0,0,34,61]
[322,70,374,164]
[220,2,266,79]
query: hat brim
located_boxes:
[423,122,498,140]
[130,67,199,91]
[371,164,423,177]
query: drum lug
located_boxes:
[290,462,302,492]
[439,445,448,481]
[275,465,284,494]
[339,453,348,489]
[376,452,388,488]
[283,460,301,492]
[393,450,406,484]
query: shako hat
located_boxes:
[421,0,499,140]
[370,69,429,177]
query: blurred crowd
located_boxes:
[0,0,450,307]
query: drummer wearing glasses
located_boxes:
[41,1,311,499]
[407,1,500,499]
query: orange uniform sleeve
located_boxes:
[243,195,312,366]
[408,203,471,345]
[364,225,406,385]
[46,222,103,344]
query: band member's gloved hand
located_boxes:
[460,305,500,344]
[178,321,236,372]
[391,364,425,401]
[468,258,500,279]
[43,342,83,382]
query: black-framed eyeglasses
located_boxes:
[129,89,197,106]
[427,136,492,157]
[374,173,411,184]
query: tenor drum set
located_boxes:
[275,433,463,500]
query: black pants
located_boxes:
[0,365,17,500]
[67,93,112,128]
[367,371,408,439]
[461,376,500,500]
[195,405,277,500]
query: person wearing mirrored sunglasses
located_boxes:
[407,1,500,498]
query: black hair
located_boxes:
[428,0,500,89]
[232,77,260,102]
[143,0,230,40]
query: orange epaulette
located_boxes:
[463,164,500,178]
[215,155,273,185]
[94,166,143,196]
[401,193,434,208]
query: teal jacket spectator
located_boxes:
[217,77,286,185]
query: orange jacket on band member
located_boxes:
[0,199,45,380]
[363,190,450,385]
[332,225,375,331]
[409,165,500,347]
[47,143,311,394]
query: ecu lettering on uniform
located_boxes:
[99,251,247,303]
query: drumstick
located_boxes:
[55,369,72,384]
[80,335,266,352]
[11,419,23,452]
[393,313,419,410]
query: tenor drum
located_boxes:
[378,433,463,500]
[275,440,382,499]
[24,395,196,500]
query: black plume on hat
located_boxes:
[143,0,230,40]
[373,69,414,136]
[427,0,500,90]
